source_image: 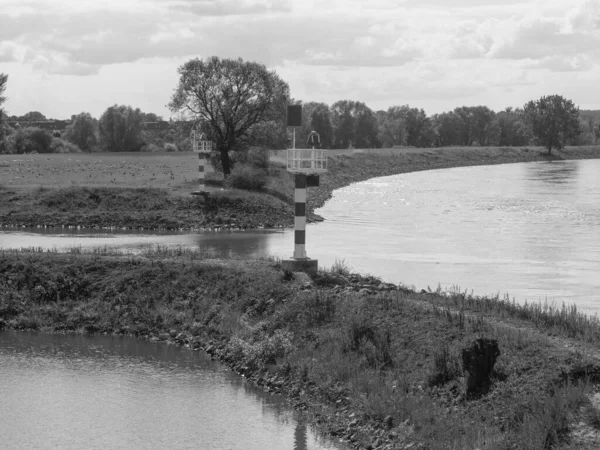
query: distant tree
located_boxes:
[331,100,357,148]
[522,95,581,154]
[169,56,290,175]
[64,112,98,152]
[355,108,379,148]
[141,112,164,122]
[378,107,407,147]
[471,106,498,146]
[432,112,460,146]
[331,100,379,148]
[20,111,47,122]
[98,105,144,152]
[0,73,8,146]
[496,107,531,147]
[310,104,334,148]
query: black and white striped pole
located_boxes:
[191,128,213,196]
[283,104,327,274]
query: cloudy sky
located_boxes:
[1,0,599,120]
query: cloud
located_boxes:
[169,0,292,15]
[526,54,595,72]
[0,43,18,62]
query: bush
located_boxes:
[225,163,268,191]
[164,143,178,152]
[50,138,82,153]
[11,127,54,154]
[140,143,161,152]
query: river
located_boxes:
[2,159,599,311]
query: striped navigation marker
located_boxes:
[282,104,327,275]
[197,150,211,189]
[294,174,307,259]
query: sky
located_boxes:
[1,0,599,120]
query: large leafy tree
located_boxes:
[99,105,144,152]
[169,56,290,175]
[64,112,98,152]
[523,95,580,154]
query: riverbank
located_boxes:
[2,249,600,449]
[1,146,598,231]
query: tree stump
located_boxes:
[462,338,500,395]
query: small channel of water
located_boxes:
[0,330,340,450]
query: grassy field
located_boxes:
[2,249,600,449]
[0,151,209,195]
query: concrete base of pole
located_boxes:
[282,258,319,275]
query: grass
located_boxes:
[2,250,600,449]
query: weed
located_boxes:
[427,344,463,387]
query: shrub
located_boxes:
[140,143,161,152]
[164,143,178,152]
[11,127,54,154]
[225,163,267,191]
[63,112,97,151]
[50,138,82,153]
[236,147,270,169]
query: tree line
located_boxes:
[1,58,597,172]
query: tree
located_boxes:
[310,104,334,149]
[64,112,98,152]
[20,111,47,122]
[98,105,144,152]
[331,100,357,149]
[522,95,580,154]
[141,112,164,122]
[331,100,379,148]
[0,73,8,147]
[496,107,531,147]
[169,56,290,175]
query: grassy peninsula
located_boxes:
[2,248,600,449]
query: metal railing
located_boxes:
[286,149,328,173]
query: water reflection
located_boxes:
[295,422,308,450]
[525,160,579,185]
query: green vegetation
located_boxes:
[64,112,98,151]
[2,249,600,449]
[99,104,144,152]
[168,56,290,175]
[523,95,581,155]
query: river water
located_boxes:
[0,330,338,450]
[2,159,599,310]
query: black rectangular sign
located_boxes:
[287,105,302,127]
